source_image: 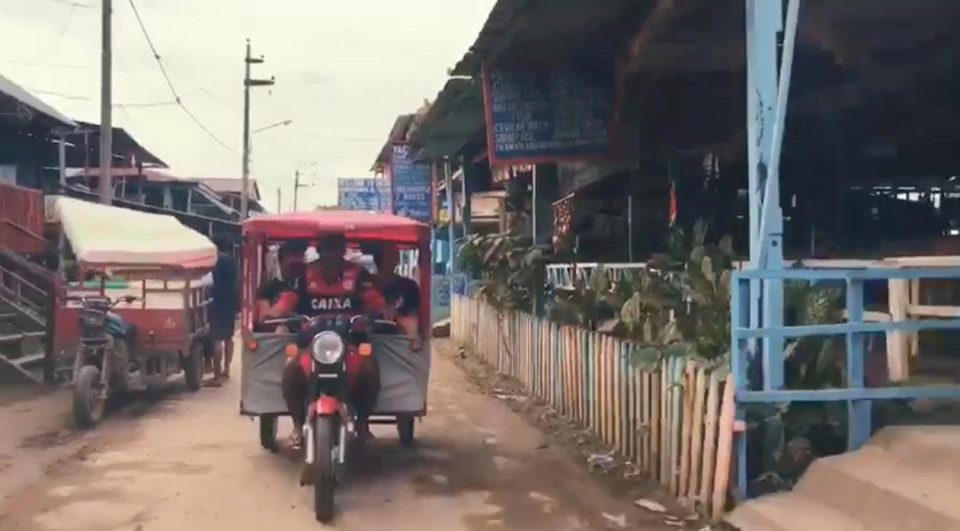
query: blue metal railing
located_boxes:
[730,266,960,497]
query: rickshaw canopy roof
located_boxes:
[243,210,431,244]
[48,195,217,271]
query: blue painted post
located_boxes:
[443,159,456,279]
[846,279,871,449]
[745,0,783,381]
[731,276,749,497]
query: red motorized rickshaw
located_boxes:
[239,211,432,523]
[48,197,216,427]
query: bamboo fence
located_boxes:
[452,294,736,520]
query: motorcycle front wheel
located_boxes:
[313,416,337,523]
[73,365,106,428]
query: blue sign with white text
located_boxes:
[483,63,616,165]
[390,144,432,222]
[338,178,387,211]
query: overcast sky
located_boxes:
[2,0,494,210]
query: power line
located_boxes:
[117,99,179,108]
[288,127,379,142]
[180,104,235,152]
[23,86,180,108]
[1,59,89,69]
[126,0,179,103]
[54,5,77,41]
[125,0,237,154]
[23,87,90,101]
[45,0,91,7]
[116,104,142,133]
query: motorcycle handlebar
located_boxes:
[260,313,400,334]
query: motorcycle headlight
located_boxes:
[310,331,344,365]
[81,310,105,328]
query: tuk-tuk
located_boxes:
[48,196,216,426]
[239,210,432,522]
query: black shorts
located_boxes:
[209,310,236,341]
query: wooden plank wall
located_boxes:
[451,295,734,520]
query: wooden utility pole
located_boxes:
[293,169,312,211]
[99,0,113,204]
[241,39,274,218]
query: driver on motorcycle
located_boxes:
[280,234,381,449]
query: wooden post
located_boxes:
[700,371,721,508]
[887,279,910,382]
[650,369,661,478]
[669,358,684,496]
[678,362,696,501]
[909,279,920,357]
[688,367,708,501]
[659,359,669,484]
[711,375,736,521]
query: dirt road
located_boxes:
[0,344,672,531]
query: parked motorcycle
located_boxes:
[68,294,138,428]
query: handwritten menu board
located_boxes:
[390,144,432,222]
[337,178,388,212]
[483,63,616,165]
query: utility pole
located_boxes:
[276,187,282,213]
[241,39,274,218]
[98,0,113,204]
[293,170,312,211]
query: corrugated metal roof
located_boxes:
[195,177,260,199]
[451,0,530,77]
[409,78,485,161]
[371,114,416,171]
[450,0,638,77]
[0,74,75,128]
[74,121,168,168]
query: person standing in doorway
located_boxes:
[209,235,239,385]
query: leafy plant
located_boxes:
[458,231,544,313]
[610,220,733,362]
[548,267,618,330]
[747,282,847,495]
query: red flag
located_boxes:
[668,182,677,227]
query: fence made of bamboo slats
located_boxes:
[450,294,734,520]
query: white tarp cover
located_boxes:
[48,196,216,270]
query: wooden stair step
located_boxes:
[727,492,869,531]
[796,445,960,530]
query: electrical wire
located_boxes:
[1,60,89,69]
[126,0,237,154]
[126,0,178,103]
[23,87,90,101]
[22,86,180,109]
[45,0,90,7]
[115,100,179,108]
[288,127,380,142]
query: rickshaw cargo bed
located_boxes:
[241,335,431,416]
